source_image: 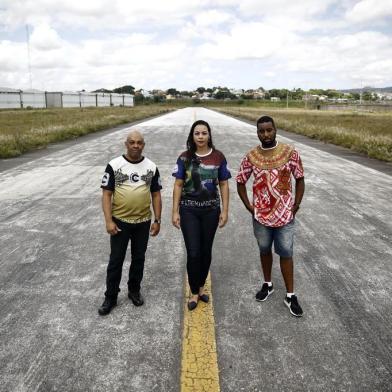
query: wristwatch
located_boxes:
[154,218,161,224]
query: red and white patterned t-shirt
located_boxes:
[236,143,304,227]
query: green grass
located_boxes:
[0,105,175,158]
[1,103,392,162]
[213,106,392,162]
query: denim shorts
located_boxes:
[253,218,295,258]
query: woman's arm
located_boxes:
[218,180,229,228]
[172,178,184,229]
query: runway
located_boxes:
[0,107,391,391]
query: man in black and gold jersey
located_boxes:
[98,130,162,315]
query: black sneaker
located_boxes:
[128,291,144,306]
[256,283,274,301]
[98,298,117,316]
[284,295,303,317]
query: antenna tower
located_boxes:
[26,25,33,89]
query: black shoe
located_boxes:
[98,298,117,315]
[284,295,303,317]
[199,294,209,303]
[128,291,144,306]
[256,283,274,302]
[187,300,198,311]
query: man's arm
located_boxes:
[102,189,121,235]
[292,177,305,216]
[237,182,254,214]
[150,191,162,236]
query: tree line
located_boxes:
[93,85,380,102]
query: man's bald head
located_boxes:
[124,130,145,161]
[126,130,144,143]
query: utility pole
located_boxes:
[286,90,289,109]
[26,25,33,89]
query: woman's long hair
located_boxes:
[186,120,215,159]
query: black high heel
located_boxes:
[198,294,209,303]
[188,300,198,311]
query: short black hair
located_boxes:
[256,115,276,131]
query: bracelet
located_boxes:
[154,219,161,224]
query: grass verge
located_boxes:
[213,106,392,162]
[0,105,175,158]
[2,104,392,162]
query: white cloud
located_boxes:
[0,41,27,71]
[278,30,392,87]
[0,1,391,90]
[193,9,235,27]
[346,0,392,23]
[197,22,287,60]
[239,0,335,17]
[30,24,63,50]
[0,0,211,30]
[265,71,276,77]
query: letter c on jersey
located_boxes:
[130,173,140,183]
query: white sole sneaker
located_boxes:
[284,298,303,317]
[256,288,274,302]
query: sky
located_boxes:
[0,0,392,92]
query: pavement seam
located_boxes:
[180,274,220,392]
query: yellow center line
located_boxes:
[180,274,220,391]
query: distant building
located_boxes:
[0,88,133,109]
[376,92,392,100]
[253,89,265,99]
[336,98,349,103]
[151,89,166,97]
[199,92,212,100]
[142,89,152,98]
[0,87,21,92]
[230,88,244,97]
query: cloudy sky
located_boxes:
[0,0,392,92]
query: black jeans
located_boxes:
[180,207,220,294]
[105,217,150,300]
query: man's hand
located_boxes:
[247,204,255,215]
[292,203,300,216]
[150,222,160,236]
[106,220,121,235]
[219,211,228,228]
[237,183,254,216]
[172,211,181,229]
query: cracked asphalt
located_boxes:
[0,107,391,392]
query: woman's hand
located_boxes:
[219,210,228,228]
[172,211,181,229]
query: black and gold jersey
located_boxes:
[101,155,162,223]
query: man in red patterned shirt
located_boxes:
[236,115,305,317]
